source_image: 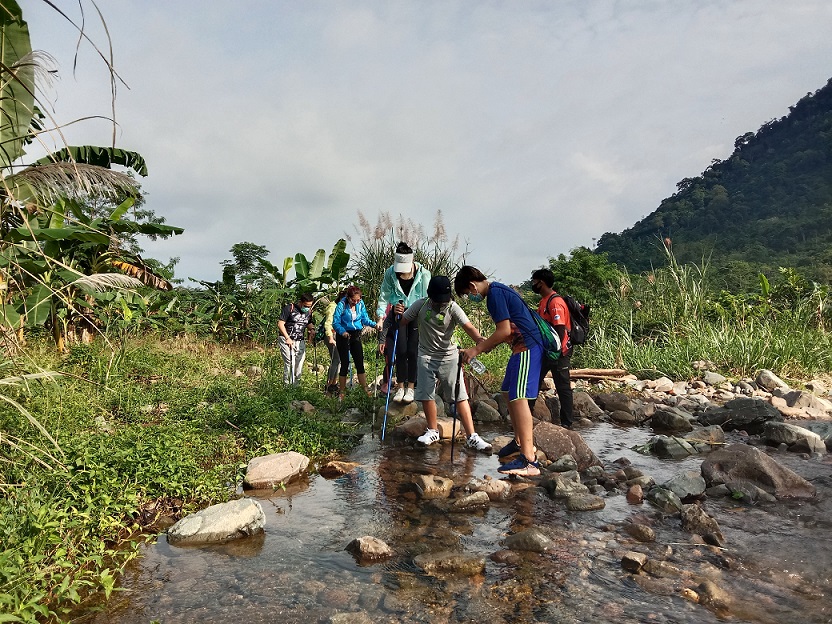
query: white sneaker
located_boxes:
[417,428,440,446]
[393,386,405,402]
[403,387,415,403]
[466,433,493,454]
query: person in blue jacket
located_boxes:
[333,285,378,400]
[376,242,431,404]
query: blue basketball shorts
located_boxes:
[501,344,542,401]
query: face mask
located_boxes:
[467,283,484,303]
[531,282,542,295]
[300,306,310,313]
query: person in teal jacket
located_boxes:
[333,285,378,399]
[375,242,431,404]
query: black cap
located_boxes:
[427,276,452,303]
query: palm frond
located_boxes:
[8,162,139,204]
[71,272,143,292]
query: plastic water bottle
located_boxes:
[469,358,487,374]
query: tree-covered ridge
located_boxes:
[596,76,832,290]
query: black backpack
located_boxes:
[545,293,590,346]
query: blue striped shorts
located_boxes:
[501,343,542,401]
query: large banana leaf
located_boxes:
[294,253,310,280]
[33,146,149,177]
[282,257,294,287]
[309,249,325,279]
[327,239,350,281]
[0,0,34,169]
[5,226,110,244]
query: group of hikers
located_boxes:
[275,242,576,477]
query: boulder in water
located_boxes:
[533,421,601,470]
[701,443,816,499]
[345,536,393,561]
[167,498,265,545]
[244,451,310,490]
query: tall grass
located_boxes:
[576,247,832,380]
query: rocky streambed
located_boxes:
[88,369,832,623]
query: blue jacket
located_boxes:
[333,298,377,334]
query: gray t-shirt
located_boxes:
[402,298,471,359]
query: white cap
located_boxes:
[394,252,414,273]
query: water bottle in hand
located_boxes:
[469,357,487,374]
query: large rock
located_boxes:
[683,425,725,450]
[504,527,553,552]
[413,551,486,576]
[756,369,789,392]
[646,487,683,513]
[595,392,636,414]
[565,494,605,511]
[167,498,265,545]
[780,390,832,412]
[700,443,816,499]
[472,400,502,423]
[763,421,825,451]
[413,474,454,499]
[573,392,605,421]
[797,421,832,450]
[698,397,782,434]
[680,504,724,546]
[650,406,695,433]
[662,471,706,500]
[466,477,512,501]
[345,536,393,561]
[648,435,697,459]
[533,422,601,471]
[244,451,310,489]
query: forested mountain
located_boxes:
[596,77,832,289]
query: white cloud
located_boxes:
[23,0,832,286]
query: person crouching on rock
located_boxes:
[400,275,492,453]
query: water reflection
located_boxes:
[87,423,832,624]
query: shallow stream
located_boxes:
[88,423,832,623]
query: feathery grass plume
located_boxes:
[70,272,143,293]
[10,162,140,205]
[348,210,465,310]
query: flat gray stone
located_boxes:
[244,451,310,489]
[168,498,265,545]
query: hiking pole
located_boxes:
[381,316,401,441]
[449,350,463,463]
[312,331,319,388]
[288,342,295,386]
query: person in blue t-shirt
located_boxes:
[454,265,543,477]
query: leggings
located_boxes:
[396,323,419,384]
[336,330,365,376]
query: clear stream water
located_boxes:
[85,423,832,623]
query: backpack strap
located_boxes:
[543,293,558,317]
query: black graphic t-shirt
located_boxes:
[280,303,312,341]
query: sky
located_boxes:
[24,0,832,286]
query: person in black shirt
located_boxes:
[277,292,315,385]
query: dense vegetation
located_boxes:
[596,76,832,289]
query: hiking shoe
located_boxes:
[497,454,541,477]
[380,381,389,395]
[497,438,521,459]
[403,387,415,403]
[393,386,406,402]
[417,428,440,446]
[466,433,493,454]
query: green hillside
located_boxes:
[596,77,832,289]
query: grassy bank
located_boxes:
[0,337,356,622]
